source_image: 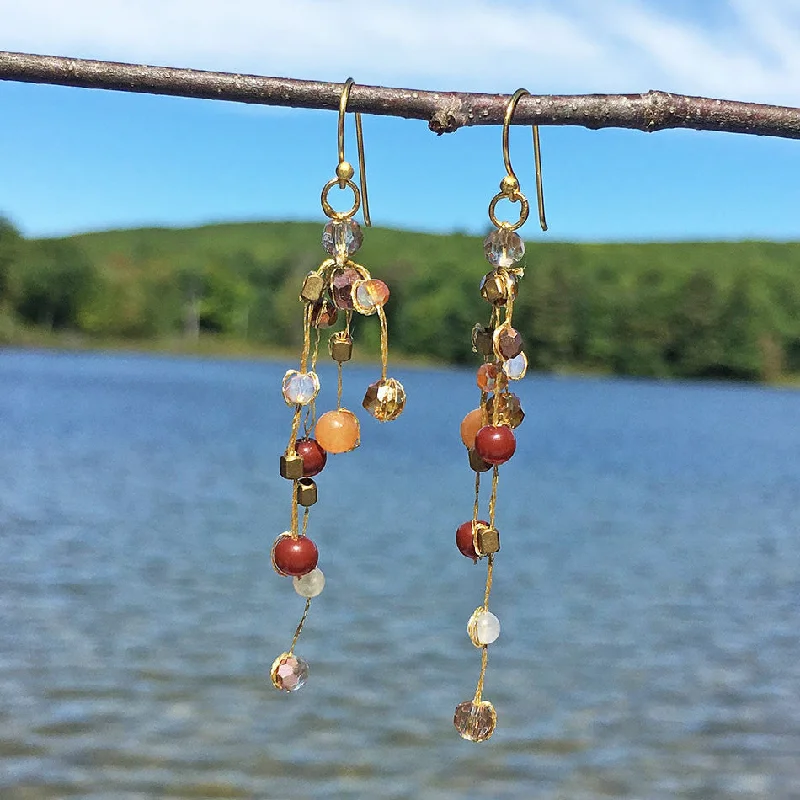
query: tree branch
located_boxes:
[2,50,800,139]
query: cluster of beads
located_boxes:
[271,210,405,693]
[453,224,528,741]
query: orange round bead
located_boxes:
[314,409,360,454]
[460,408,484,448]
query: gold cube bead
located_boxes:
[480,270,517,306]
[300,272,325,304]
[474,523,500,556]
[280,453,304,480]
[468,448,492,473]
[296,478,317,507]
[329,333,353,363]
[471,324,494,356]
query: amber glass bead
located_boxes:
[295,438,327,477]
[363,378,406,422]
[454,699,497,742]
[460,408,484,448]
[353,279,390,316]
[486,393,525,429]
[475,425,516,465]
[310,298,338,329]
[456,520,487,561]
[476,363,500,392]
[272,534,319,577]
[315,409,360,454]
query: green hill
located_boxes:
[2,217,800,382]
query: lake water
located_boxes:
[0,349,799,799]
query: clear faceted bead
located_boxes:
[454,699,497,742]
[484,227,525,267]
[502,352,528,381]
[282,370,320,405]
[293,568,325,598]
[468,609,500,646]
[322,219,363,262]
[362,378,406,422]
[270,652,309,692]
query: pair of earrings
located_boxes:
[269,82,547,744]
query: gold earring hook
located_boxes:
[503,88,547,232]
[336,77,371,227]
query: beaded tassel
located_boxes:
[270,79,404,692]
[453,87,546,740]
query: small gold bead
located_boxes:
[329,332,353,363]
[500,174,519,195]
[296,478,318,507]
[480,270,516,306]
[336,161,355,181]
[299,272,325,304]
[474,523,500,556]
[279,453,304,480]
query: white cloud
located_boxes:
[1,0,799,104]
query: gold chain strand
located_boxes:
[289,598,312,654]
[377,305,389,381]
[290,488,299,538]
[483,553,495,609]
[472,471,481,523]
[301,506,310,537]
[473,645,489,704]
[488,465,500,528]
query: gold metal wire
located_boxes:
[502,88,547,232]
[377,306,389,381]
[336,78,371,226]
[289,599,312,654]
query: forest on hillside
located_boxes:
[1,217,799,382]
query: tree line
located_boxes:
[1,216,799,382]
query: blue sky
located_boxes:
[0,0,798,242]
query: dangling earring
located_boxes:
[270,78,404,693]
[453,89,547,741]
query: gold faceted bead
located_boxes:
[473,523,500,557]
[299,272,325,304]
[500,174,520,195]
[468,448,492,473]
[471,324,494,356]
[280,453,304,480]
[329,332,353,363]
[486,392,525,429]
[480,270,517,306]
[296,477,318,507]
[363,378,406,422]
[454,699,497,742]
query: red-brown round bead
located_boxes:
[272,535,319,577]
[295,438,327,477]
[456,520,487,561]
[474,425,516,465]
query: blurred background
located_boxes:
[1,1,799,798]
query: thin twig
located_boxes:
[1,50,800,139]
